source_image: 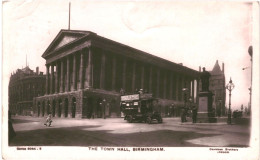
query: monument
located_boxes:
[197,67,216,123]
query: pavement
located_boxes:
[9,116,250,147]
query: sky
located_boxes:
[2,0,253,110]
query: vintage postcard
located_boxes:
[2,0,259,159]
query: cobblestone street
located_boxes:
[9,116,250,147]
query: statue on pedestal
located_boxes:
[197,67,216,123]
[201,67,211,92]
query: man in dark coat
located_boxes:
[181,106,186,123]
[192,105,198,123]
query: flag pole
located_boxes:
[68,2,71,30]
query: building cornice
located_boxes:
[43,29,200,77]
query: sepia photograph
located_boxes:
[2,0,259,159]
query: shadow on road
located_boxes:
[12,119,40,124]
[9,125,220,147]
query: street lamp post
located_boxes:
[242,46,253,116]
[182,87,189,123]
[218,99,222,117]
[189,97,193,106]
[248,46,253,116]
[242,66,252,115]
[248,87,251,115]
[182,88,189,108]
[101,99,106,119]
[226,78,235,124]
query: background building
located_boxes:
[9,66,45,115]
[34,29,200,118]
[209,60,226,116]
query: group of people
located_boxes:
[181,105,198,123]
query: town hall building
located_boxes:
[34,29,200,118]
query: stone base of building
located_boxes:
[34,88,191,119]
[197,112,217,123]
[34,88,122,119]
[196,117,217,123]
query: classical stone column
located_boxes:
[163,72,167,99]
[122,58,126,90]
[38,101,41,117]
[61,99,65,118]
[175,74,179,101]
[56,61,59,93]
[41,102,44,117]
[112,55,116,91]
[52,100,58,117]
[66,56,70,92]
[192,80,195,101]
[50,64,54,94]
[196,79,199,103]
[156,68,160,97]
[86,48,93,88]
[188,79,192,98]
[100,51,106,89]
[181,76,185,101]
[149,66,153,93]
[132,62,136,92]
[169,73,173,99]
[141,65,144,89]
[50,100,53,117]
[60,59,64,93]
[84,49,88,87]
[68,99,72,118]
[46,65,50,95]
[57,99,63,117]
[45,101,48,115]
[187,79,191,98]
[72,54,76,91]
[190,80,192,99]
[79,50,84,89]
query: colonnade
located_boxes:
[45,47,198,102]
[36,97,77,118]
[45,48,93,95]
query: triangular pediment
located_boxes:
[42,30,94,58]
[52,35,78,51]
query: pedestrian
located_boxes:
[138,89,143,94]
[44,114,52,127]
[184,106,188,122]
[120,88,125,95]
[171,104,175,117]
[192,105,198,123]
[181,106,186,123]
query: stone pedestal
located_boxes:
[197,91,217,123]
[76,114,82,118]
